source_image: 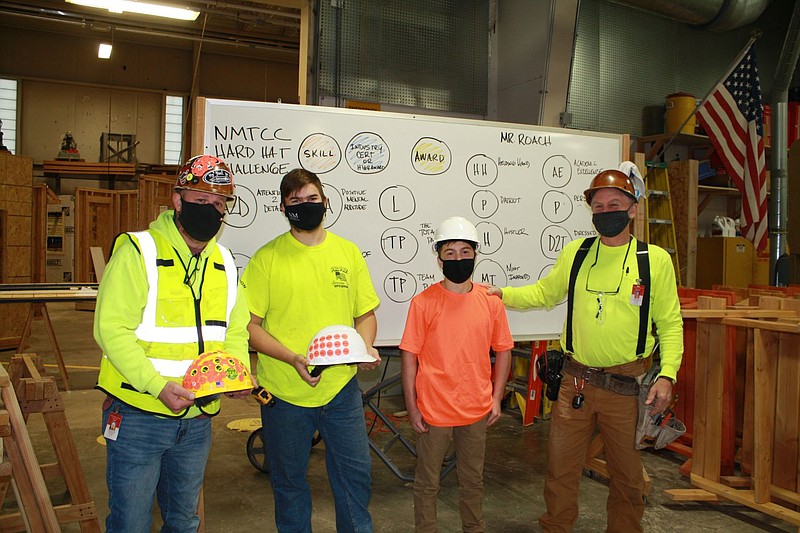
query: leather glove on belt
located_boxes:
[562,357,640,396]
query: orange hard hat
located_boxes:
[175,155,235,200]
[584,169,637,204]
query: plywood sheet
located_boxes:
[6,246,31,278]
[0,153,33,186]
[6,215,31,247]
[0,184,32,204]
[0,201,32,217]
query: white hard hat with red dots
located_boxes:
[306,325,376,369]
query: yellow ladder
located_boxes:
[644,162,681,286]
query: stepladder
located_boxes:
[644,161,682,286]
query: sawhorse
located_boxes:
[16,303,70,391]
[0,353,100,531]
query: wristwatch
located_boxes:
[658,375,675,384]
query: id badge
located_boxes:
[104,412,122,441]
[630,281,645,306]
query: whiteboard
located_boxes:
[200,98,624,345]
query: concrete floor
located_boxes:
[5,302,794,532]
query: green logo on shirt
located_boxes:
[331,266,349,289]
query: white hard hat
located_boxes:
[432,216,480,252]
[306,325,375,368]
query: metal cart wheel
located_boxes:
[247,429,323,474]
[247,429,270,473]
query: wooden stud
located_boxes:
[664,488,721,502]
[773,299,800,493]
[693,295,727,482]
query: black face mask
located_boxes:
[284,201,326,231]
[442,258,475,284]
[178,200,224,242]
[592,209,631,238]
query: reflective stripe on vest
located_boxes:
[131,231,237,344]
[150,358,194,378]
[99,355,194,378]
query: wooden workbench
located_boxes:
[0,284,98,391]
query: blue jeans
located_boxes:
[261,376,373,533]
[102,398,212,533]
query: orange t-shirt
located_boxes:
[399,282,514,426]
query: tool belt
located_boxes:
[562,356,650,396]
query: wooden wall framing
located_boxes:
[668,294,800,528]
[73,189,138,283]
[72,173,178,282]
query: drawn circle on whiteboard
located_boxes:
[383,270,417,303]
[466,154,498,187]
[379,185,416,221]
[540,225,572,260]
[231,253,251,279]
[223,184,257,229]
[474,259,507,287]
[542,155,572,188]
[345,132,390,174]
[298,133,341,174]
[475,221,503,255]
[380,227,418,264]
[321,183,343,228]
[411,137,451,175]
[541,190,573,224]
[471,190,499,219]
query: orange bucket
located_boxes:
[665,93,697,134]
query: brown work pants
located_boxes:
[539,377,644,533]
[413,418,488,533]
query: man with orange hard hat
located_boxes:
[489,166,683,532]
[94,154,252,532]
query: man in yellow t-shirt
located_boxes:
[241,168,380,533]
[400,216,513,533]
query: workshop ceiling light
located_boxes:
[98,43,112,59]
[66,0,200,21]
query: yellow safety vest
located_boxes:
[97,230,238,418]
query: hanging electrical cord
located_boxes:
[104,26,115,172]
[334,0,343,108]
[183,12,209,161]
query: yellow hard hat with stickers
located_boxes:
[183,350,253,398]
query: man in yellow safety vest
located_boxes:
[94,154,252,532]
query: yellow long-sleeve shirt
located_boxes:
[502,236,683,380]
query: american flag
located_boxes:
[696,45,768,251]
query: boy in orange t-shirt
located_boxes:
[400,216,514,533]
